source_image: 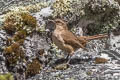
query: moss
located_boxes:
[3,12,36,65]
[6,38,13,46]
[4,46,13,54]
[3,12,37,35]
[3,11,37,65]
[3,12,37,66]
[3,16,17,34]
[16,39,25,45]
[3,12,23,34]
[4,42,25,64]
[13,30,26,42]
[10,43,20,52]
[21,13,37,29]
[4,42,20,54]
[25,58,42,78]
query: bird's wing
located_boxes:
[61,30,83,48]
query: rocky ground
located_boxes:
[0,0,120,80]
[0,28,120,80]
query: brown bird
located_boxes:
[46,19,108,64]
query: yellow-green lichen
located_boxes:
[52,0,72,18]
[0,73,14,80]
[8,2,49,13]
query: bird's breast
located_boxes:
[52,31,64,50]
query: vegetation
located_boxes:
[0,73,14,80]
[2,12,38,72]
[4,42,25,64]
[52,0,120,34]
[25,58,42,78]
[0,1,50,79]
[3,12,37,34]
[1,0,120,79]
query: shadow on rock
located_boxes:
[53,58,92,65]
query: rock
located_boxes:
[24,32,50,61]
[95,57,108,64]
[108,27,120,50]
[53,63,69,70]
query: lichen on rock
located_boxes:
[52,0,73,18]
[3,12,37,35]
[84,0,120,33]
[51,0,120,34]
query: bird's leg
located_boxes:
[66,55,72,65]
[65,54,70,60]
[66,52,74,65]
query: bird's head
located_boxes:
[54,19,68,30]
[45,19,68,32]
[45,19,55,32]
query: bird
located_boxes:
[45,19,108,64]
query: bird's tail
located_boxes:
[78,34,108,41]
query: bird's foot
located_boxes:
[65,54,70,60]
